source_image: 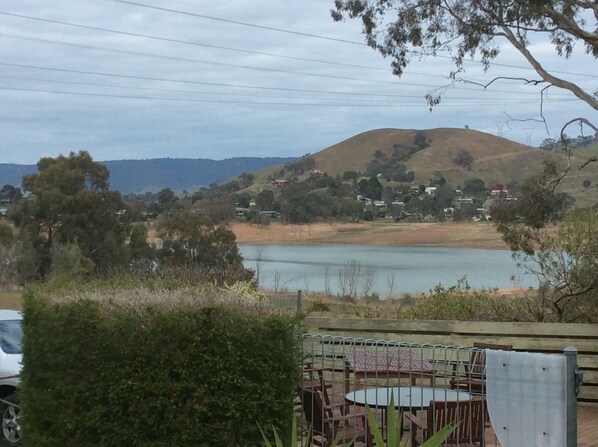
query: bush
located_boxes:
[21,286,299,447]
[406,279,520,321]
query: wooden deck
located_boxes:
[302,377,598,446]
[578,405,598,447]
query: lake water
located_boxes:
[239,244,536,296]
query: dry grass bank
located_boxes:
[231,221,509,249]
[0,291,22,310]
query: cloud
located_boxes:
[0,0,595,164]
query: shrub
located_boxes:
[406,279,520,321]
[21,286,299,447]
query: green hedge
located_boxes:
[21,288,299,447]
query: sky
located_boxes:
[0,0,596,164]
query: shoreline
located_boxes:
[230,221,510,250]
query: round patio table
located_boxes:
[345,386,471,410]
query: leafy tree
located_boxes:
[50,242,96,280]
[342,170,360,182]
[157,209,248,274]
[332,0,597,110]
[492,161,575,253]
[128,223,154,263]
[238,172,255,189]
[234,194,251,209]
[453,150,474,170]
[335,198,363,222]
[583,180,591,188]
[414,130,431,149]
[540,138,561,151]
[453,203,478,222]
[10,151,130,279]
[0,184,21,204]
[463,178,486,196]
[255,189,275,210]
[157,187,178,212]
[198,196,236,225]
[191,191,203,203]
[429,171,447,187]
[285,155,315,175]
[358,177,383,200]
[0,222,17,287]
[514,209,598,322]
[435,184,458,209]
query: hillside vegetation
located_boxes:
[252,128,597,205]
[313,128,564,186]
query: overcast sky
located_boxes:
[0,0,596,164]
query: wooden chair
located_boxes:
[449,342,513,394]
[299,385,374,447]
[405,399,486,446]
[301,363,347,413]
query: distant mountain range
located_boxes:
[0,157,297,194]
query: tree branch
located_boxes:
[543,5,598,47]
[559,117,598,171]
[499,25,598,109]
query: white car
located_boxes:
[0,310,22,446]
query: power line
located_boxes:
[104,0,367,46]
[0,61,406,98]
[0,11,394,75]
[0,33,433,88]
[0,61,570,100]
[2,34,576,97]
[103,0,598,79]
[0,74,412,103]
[2,73,569,104]
[0,85,575,107]
[3,11,595,90]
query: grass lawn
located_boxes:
[0,291,23,310]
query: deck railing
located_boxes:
[296,333,580,447]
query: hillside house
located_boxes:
[454,197,474,208]
[272,179,288,188]
[490,189,509,197]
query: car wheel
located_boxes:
[0,394,20,446]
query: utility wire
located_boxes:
[0,85,575,107]
[0,33,436,88]
[104,0,367,46]
[1,34,574,97]
[103,0,598,79]
[0,61,409,98]
[0,61,571,100]
[0,11,395,75]
[0,74,416,103]
[3,10,594,91]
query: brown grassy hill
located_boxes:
[239,128,597,206]
[311,127,548,187]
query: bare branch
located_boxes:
[503,111,549,135]
[454,76,546,90]
[560,117,598,141]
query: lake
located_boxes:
[239,244,536,296]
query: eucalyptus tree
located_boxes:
[332,0,597,112]
[10,151,130,279]
[332,0,598,159]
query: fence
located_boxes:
[266,290,302,313]
[304,316,598,404]
[297,333,580,447]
